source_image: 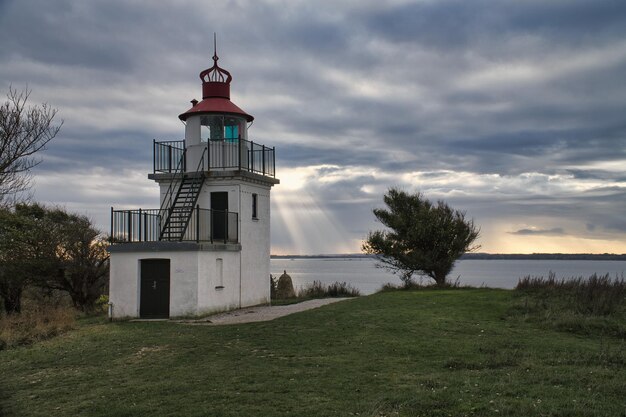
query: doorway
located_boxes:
[211,192,228,241]
[139,259,170,318]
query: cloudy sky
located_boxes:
[1,0,625,254]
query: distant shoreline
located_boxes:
[271,253,626,261]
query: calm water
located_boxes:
[271,258,626,295]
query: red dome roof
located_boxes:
[179,97,253,122]
[178,49,253,122]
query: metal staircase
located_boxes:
[159,148,207,241]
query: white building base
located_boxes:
[108,242,270,319]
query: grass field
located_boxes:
[1,289,624,416]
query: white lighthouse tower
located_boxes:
[108,45,279,319]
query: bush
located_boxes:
[95,295,109,315]
[0,305,76,349]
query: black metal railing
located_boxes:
[153,138,275,177]
[248,140,275,177]
[154,140,185,173]
[111,207,238,244]
[159,147,188,218]
[159,146,207,241]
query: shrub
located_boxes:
[297,280,325,298]
[95,295,109,314]
[326,282,361,297]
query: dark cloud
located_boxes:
[0,0,624,252]
[604,221,626,233]
[510,228,566,236]
[364,0,626,50]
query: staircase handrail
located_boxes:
[159,145,208,240]
[159,147,187,218]
[179,146,207,210]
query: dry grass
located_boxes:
[512,272,626,338]
[297,280,361,298]
[270,280,361,305]
[0,305,76,349]
[516,272,626,315]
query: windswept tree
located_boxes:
[363,189,480,287]
[0,87,62,202]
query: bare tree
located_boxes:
[0,87,62,201]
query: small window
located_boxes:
[215,258,224,289]
[252,193,258,219]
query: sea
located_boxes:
[270,258,626,295]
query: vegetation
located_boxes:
[33,205,109,312]
[0,207,38,313]
[378,279,461,292]
[363,188,480,286]
[0,203,109,314]
[298,280,361,298]
[0,304,76,350]
[270,277,361,305]
[0,87,61,202]
[512,272,626,338]
[1,289,624,416]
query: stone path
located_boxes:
[179,298,352,325]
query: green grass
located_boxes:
[1,289,625,416]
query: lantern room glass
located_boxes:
[200,115,247,143]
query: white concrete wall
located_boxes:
[196,251,241,315]
[239,183,272,306]
[110,249,241,319]
[109,252,141,318]
[186,144,206,172]
[195,183,239,213]
[185,116,201,146]
[169,251,199,316]
[159,180,239,213]
[194,180,272,306]
[141,176,274,316]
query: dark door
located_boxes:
[211,192,228,241]
[140,259,170,318]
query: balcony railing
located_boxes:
[110,207,239,244]
[153,138,275,177]
[154,140,185,173]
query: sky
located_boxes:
[1,0,625,255]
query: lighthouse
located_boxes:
[108,45,279,319]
